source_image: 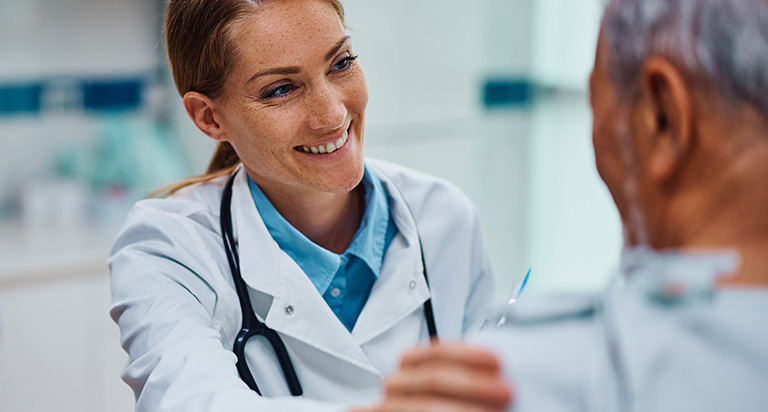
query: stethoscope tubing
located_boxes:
[220,167,437,397]
[220,170,303,396]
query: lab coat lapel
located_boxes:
[351,173,432,346]
[231,168,280,297]
[265,258,381,375]
[230,168,380,376]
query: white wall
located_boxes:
[0,0,160,79]
[483,0,534,77]
[525,92,621,293]
[531,0,603,91]
[343,0,485,130]
[521,1,621,293]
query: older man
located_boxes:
[370,0,768,411]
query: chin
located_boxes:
[335,165,366,193]
[314,159,365,194]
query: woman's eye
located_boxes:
[332,54,358,72]
[264,84,294,99]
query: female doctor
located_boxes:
[109,0,505,411]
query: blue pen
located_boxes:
[497,268,531,327]
[481,268,532,330]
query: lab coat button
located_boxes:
[284,305,294,315]
[409,280,417,290]
[330,288,341,297]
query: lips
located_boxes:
[297,129,349,154]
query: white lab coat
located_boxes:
[109,159,495,412]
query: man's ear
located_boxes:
[183,92,226,141]
[636,57,694,182]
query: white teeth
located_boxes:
[301,129,350,154]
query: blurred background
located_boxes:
[0,0,619,410]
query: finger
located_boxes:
[385,365,513,408]
[399,343,502,371]
[380,394,509,412]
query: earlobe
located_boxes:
[183,92,226,141]
[639,57,694,182]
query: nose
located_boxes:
[306,82,347,132]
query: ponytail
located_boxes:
[206,141,240,173]
[150,142,241,198]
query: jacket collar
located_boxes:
[230,166,281,297]
[229,163,432,373]
[231,166,379,373]
[351,162,432,344]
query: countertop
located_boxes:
[0,222,121,288]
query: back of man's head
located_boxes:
[603,0,768,114]
[591,0,768,253]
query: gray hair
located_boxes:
[603,0,768,114]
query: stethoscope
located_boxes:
[219,168,439,396]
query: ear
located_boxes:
[183,91,227,141]
[635,57,694,182]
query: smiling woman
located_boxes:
[182,0,369,251]
[107,0,504,411]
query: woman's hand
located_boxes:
[354,343,514,412]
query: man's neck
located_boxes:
[715,240,768,288]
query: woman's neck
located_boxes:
[248,174,365,254]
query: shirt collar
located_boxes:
[346,164,392,277]
[248,163,392,295]
[618,245,739,302]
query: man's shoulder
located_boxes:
[473,292,609,412]
[499,292,602,324]
[475,292,604,357]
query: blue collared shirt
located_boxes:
[248,164,398,331]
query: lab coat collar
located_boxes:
[352,163,432,344]
[232,167,380,374]
[370,164,419,249]
[230,164,431,374]
[231,166,281,297]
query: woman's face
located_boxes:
[217,0,368,196]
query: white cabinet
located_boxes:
[0,224,134,412]
[0,274,134,412]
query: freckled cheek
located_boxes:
[346,73,369,118]
[232,111,288,156]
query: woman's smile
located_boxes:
[297,125,350,155]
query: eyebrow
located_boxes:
[325,35,351,61]
[247,35,352,83]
